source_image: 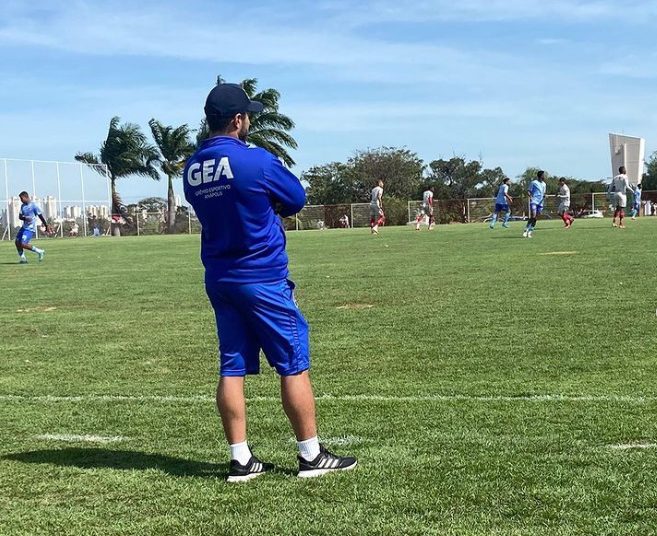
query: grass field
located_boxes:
[2,219,657,536]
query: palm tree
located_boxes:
[76,117,159,236]
[197,76,298,167]
[148,119,195,233]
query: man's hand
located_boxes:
[18,214,25,221]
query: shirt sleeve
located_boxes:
[33,204,43,216]
[263,154,306,217]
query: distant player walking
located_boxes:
[611,166,633,228]
[415,186,435,230]
[556,178,574,228]
[523,170,546,238]
[370,180,385,234]
[489,178,512,229]
[630,183,642,220]
[183,83,356,483]
[15,191,50,263]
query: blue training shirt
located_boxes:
[20,201,42,232]
[529,180,546,205]
[634,188,642,206]
[183,136,306,284]
[496,184,509,205]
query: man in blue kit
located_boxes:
[523,170,547,238]
[15,191,50,263]
[184,83,357,482]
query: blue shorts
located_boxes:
[530,203,543,216]
[495,203,510,213]
[15,228,35,245]
[205,278,310,377]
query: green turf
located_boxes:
[2,219,657,535]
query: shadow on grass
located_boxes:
[3,448,228,478]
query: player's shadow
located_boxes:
[3,448,297,478]
[3,448,229,479]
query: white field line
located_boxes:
[1,393,655,404]
[608,442,657,450]
[33,433,127,444]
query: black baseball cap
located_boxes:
[204,83,264,118]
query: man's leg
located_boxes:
[502,210,511,227]
[255,279,356,476]
[619,209,625,227]
[15,239,24,257]
[489,212,498,229]
[281,372,317,440]
[217,376,247,445]
[206,282,274,481]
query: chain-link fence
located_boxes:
[4,158,657,238]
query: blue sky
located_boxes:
[1,0,656,202]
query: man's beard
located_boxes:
[238,125,249,142]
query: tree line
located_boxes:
[76,76,657,232]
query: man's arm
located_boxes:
[264,155,306,217]
[35,206,51,233]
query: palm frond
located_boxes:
[248,135,296,167]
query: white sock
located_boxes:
[32,247,43,254]
[229,441,252,465]
[297,436,320,461]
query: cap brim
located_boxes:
[247,100,264,113]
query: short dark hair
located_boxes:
[537,170,545,179]
[503,177,510,183]
[619,166,626,174]
[206,114,234,133]
[559,177,566,182]
[19,191,29,197]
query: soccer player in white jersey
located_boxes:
[611,166,633,229]
[489,178,512,229]
[370,180,384,234]
[556,178,574,228]
[415,186,435,230]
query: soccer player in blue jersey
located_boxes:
[489,177,513,229]
[184,83,356,482]
[15,191,50,263]
[630,183,642,220]
[523,170,546,238]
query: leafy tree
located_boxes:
[138,197,167,213]
[303,162,353,205]
[197,76,298,167]
[75,117,159,236]
[643,151,657,191]
[427,157,505,222]
[148,119,195,233]
[347,147,424,201]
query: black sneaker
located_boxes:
[298,444,357,478]
[227,455,274,483]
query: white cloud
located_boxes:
[321,0,657,24]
